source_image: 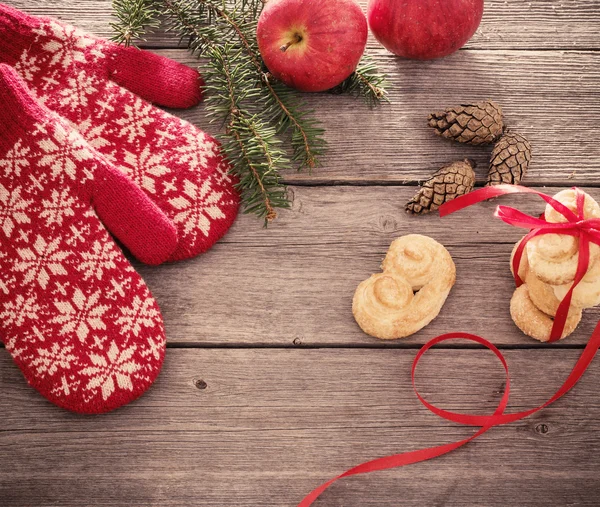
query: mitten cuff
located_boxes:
[0,63,46,149]
[0,3,40,65]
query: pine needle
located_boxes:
[110,0,388,221]
[110,0,161,46]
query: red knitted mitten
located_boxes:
[0,3,240,262]
[0,64,172,413]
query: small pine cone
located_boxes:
[428,100,504,145]
[486,131,532,186]
[406,159,476,215]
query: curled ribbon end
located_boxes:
[299,185,600,507]
[297,323,600,506]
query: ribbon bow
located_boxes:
[297,185,600,506]
[442,184,600,341]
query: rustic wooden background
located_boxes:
[2,0,600,505]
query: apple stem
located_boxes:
[280,34,303,52]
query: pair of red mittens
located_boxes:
[0,4,240,413]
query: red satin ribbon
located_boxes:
[297,185,600,506]
[442,184,600,341]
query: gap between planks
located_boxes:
[3,348,600,506]
[8,0,600,50]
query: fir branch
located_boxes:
[110,0,161,46]
[204,44,289,222]
[330,55,389,106]
[167,0,326,170]
[163,0,218,53]
[219,6,326,170]
[262,76,327,170]
[163,0,292,220]
[111,0,388,221]
[238,0,265,19]
[226,117,289,221]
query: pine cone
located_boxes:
[406,159,476,215]
[486,131,532,186]
[428,100,504,145]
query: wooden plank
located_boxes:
[289,49,600,186]
[1,348,599,506]
[128,185,600,347]
[144,50,600,186]
[1,5,600,184]
[7,0,600,49]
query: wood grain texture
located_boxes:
[7,0,600,49]
[91,48,600,186]
[3,4,600,185]
[131,185,600,347]
[2,348,599,506]
[151,49,600,186]
[2,2,600,507]
[288,49,600,186]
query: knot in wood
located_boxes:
[378,214,398,233]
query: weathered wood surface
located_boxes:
[10,0,600,49]
[2,349,600,506]
[3,1,600,506]
[11,0,600,185]
[6,2,600,185]
[135,185,600,346]
[168,49,600,186]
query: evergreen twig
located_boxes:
[111,0,388,221]
[167,0,325,171]
[204,44,289,222]
[330,55,389,106]
[110,0,160,46]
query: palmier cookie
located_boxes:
[510,285,582,342]
[353,235,456,339]
[527,189,600,285]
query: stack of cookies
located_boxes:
[510,189,600,342]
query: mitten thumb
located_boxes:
[107,44,203,109]
[0,62,178,265]
[92,160,179,265]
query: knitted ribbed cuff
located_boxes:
[0,3,40,65]
[0,63,46,149]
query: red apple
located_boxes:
[257,0,368,92]
[367,0,484,60]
